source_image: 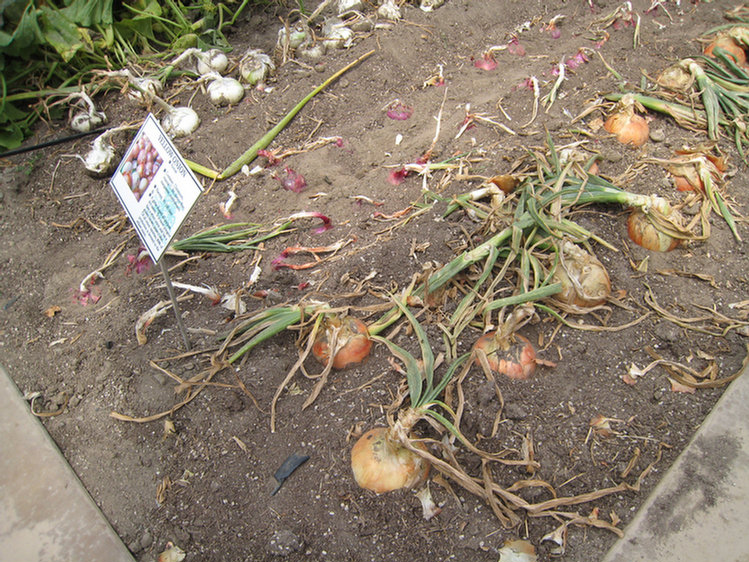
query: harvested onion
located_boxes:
[351,427,429,494]
[312,315,372,369]
[603,94,649,147]
[704,32,747,67]
[473,305,551,380]
[204,73,245,106]
[552,241,611,309]
[473,332,538,380]
[627,206,680,252]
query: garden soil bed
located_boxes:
[1,1,748,561]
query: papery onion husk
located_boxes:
[351,427,429,494]
[82,130,117,177]
[312,315,372,369]
[552,241,611,309]
[657,64,694,92]
[473,332,538,380]
[604,94,649,147]
[667,148,727,193]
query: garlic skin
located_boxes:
[206,76,245,106]
[162,107,200,138]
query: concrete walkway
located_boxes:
[602,357,749,562]
[1,354,747,562]
[0,365,135,562]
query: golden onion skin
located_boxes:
[351,427,429,494]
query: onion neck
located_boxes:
[391,407,422,443]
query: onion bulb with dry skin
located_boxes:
[626,195,687,252]
[473,332,538,380]
[472,305,552,380]
[239,49,275,87]
[351,427,429,493]
[552,241,611,309]
[161,106,200,138]
[704,33,747,67]
[667,148,727,193]
[604,94,649,147]
[205,74,245,106]
[312,315,372,369]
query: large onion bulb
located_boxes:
[351,427,429,493]
[312,315,372,369]
[205,74,245,106]
[604,94,649,147]
[161,106,200,138]
[627,209,681,252]
[473,332,538,380]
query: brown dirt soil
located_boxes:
[2,1,748,561]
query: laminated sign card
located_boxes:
[109,114,203,262]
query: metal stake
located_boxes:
[158,258,191,351]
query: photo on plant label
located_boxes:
[119,133,163,202]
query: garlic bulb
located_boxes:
[239,49,275,87]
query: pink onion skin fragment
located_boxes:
[386,101,414,121]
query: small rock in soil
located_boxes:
[503,403,528,420]
[654,321,681,342]
[268,528,304,557]
[649,129,666,142]
[140,530,153,550]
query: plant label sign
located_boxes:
[109,114,203,262]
